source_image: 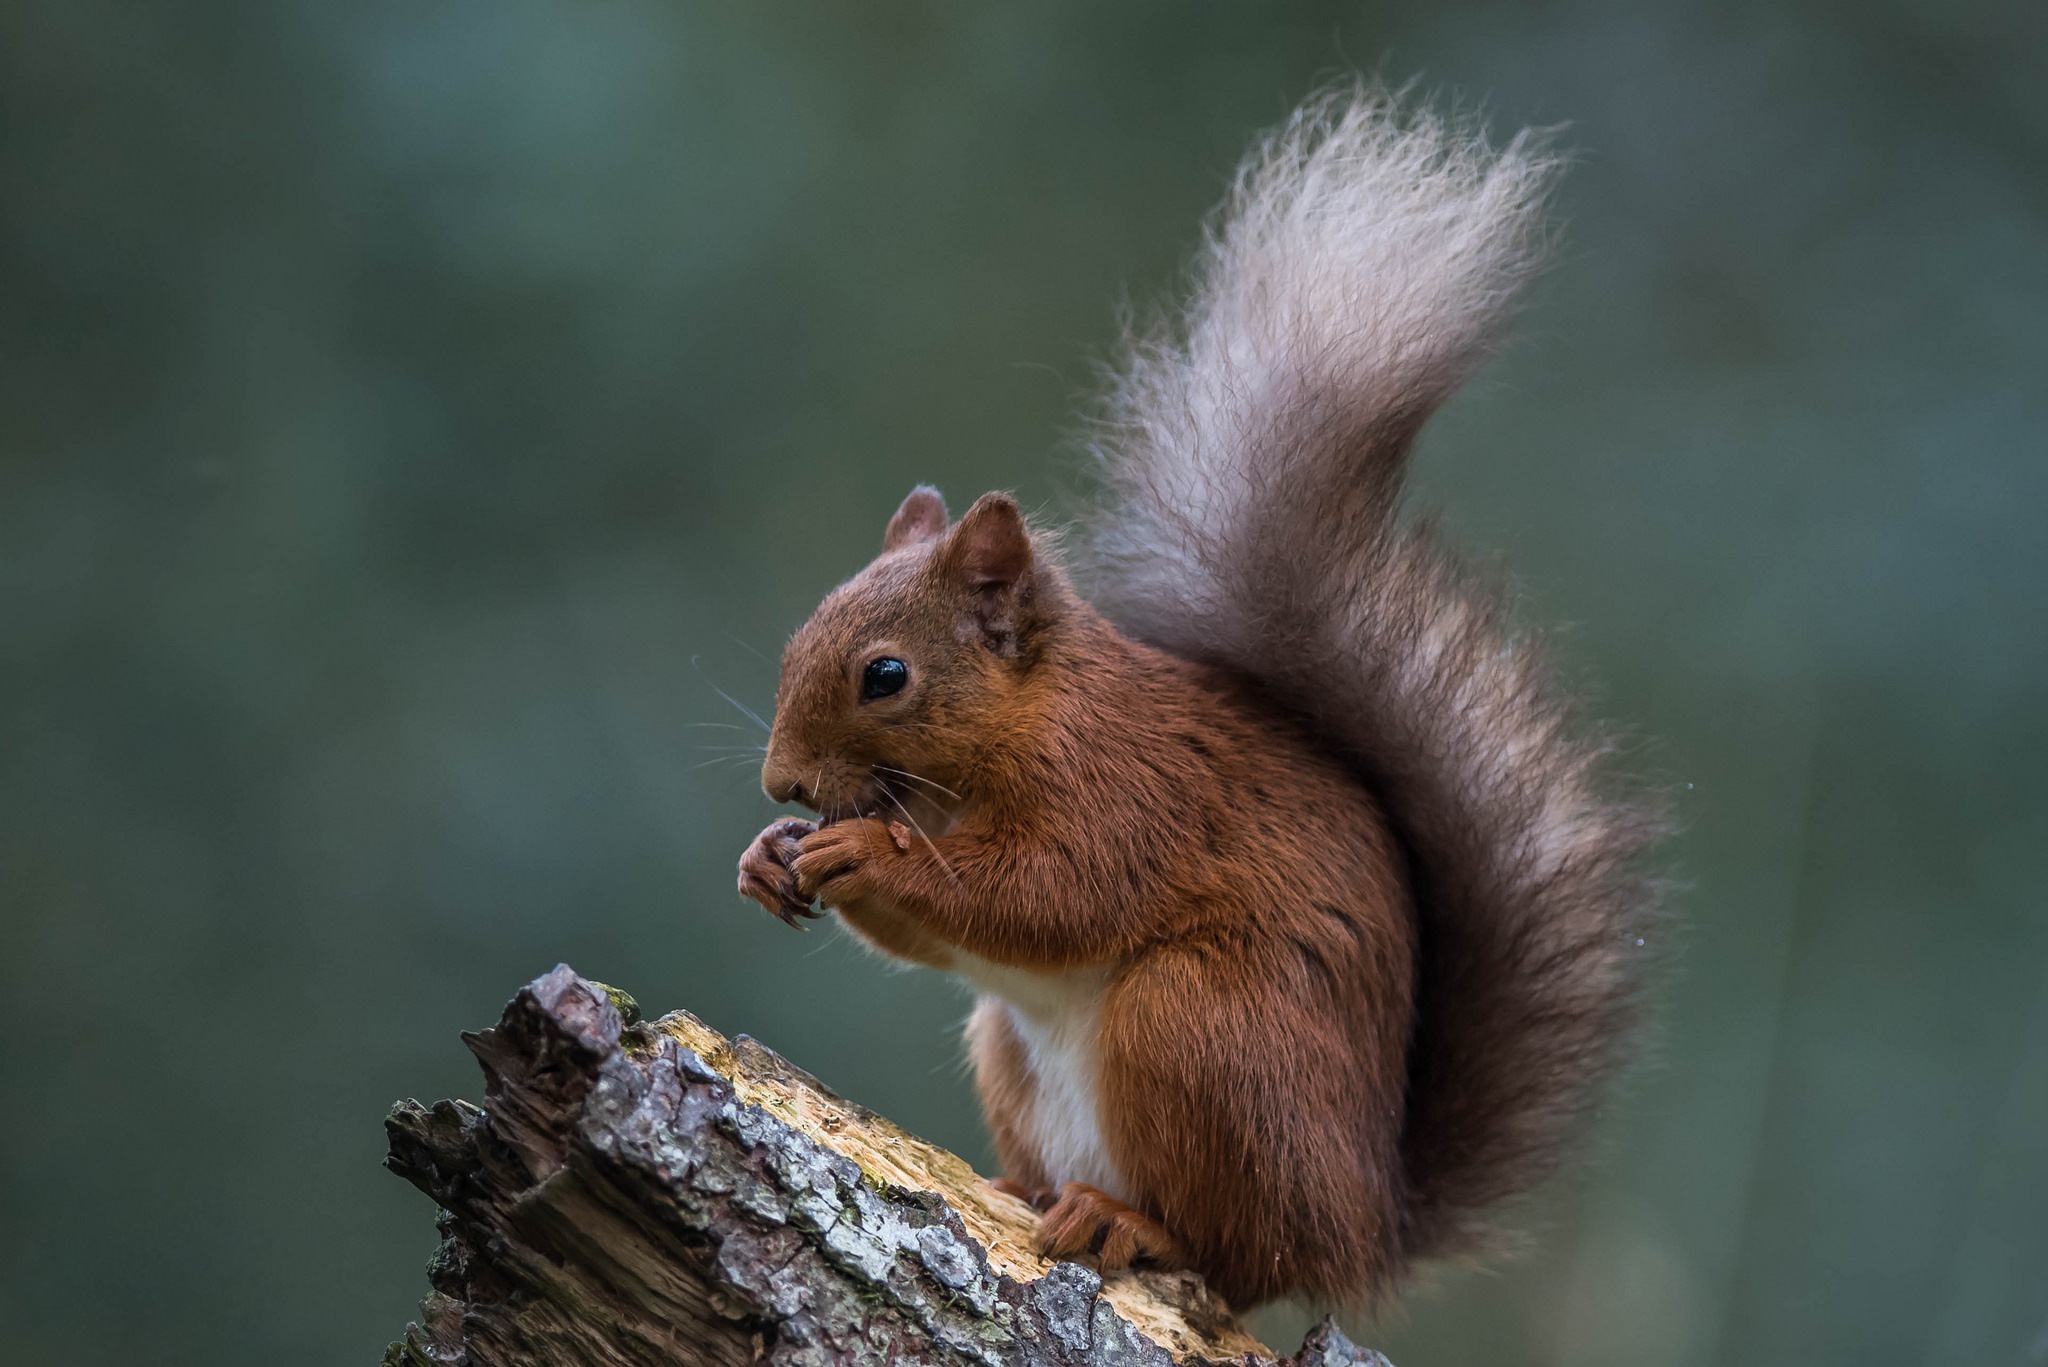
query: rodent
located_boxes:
[735,85,1661,1311]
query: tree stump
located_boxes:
[383,964,1391,1366]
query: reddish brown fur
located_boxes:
[744,491,1414,1307]
[737,87,1661,1310]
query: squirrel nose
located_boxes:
[761,754,808,807]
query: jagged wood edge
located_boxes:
[382,963,1391,1367]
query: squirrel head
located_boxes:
[761,486,1055,821]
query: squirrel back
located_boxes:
[1082,86,1664,1264]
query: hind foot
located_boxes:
[1037,1181,1188,1275]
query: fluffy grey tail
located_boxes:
[1083,85,1663,1268]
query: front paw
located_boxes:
[738,817,821,928]
[793,817,903,907]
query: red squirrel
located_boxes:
[735,87,1660,1310]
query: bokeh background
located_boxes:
[4,2,2045,1364]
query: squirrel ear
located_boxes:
[883,486,949,552]
[943,492,1033,590]
[941,493,1036,654]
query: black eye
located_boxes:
[860,656,909,702]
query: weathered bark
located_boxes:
[383,964,1390,1367]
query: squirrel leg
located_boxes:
[1038,1182,1188,1274]
[1092,938,1408,1307]
[964,998,1057,1209]
[800,819,1144,969]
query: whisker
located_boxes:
[691,656,772,733]
[880,785,962,888]
[875,765,962,802]
[687,754,765,774]
[711,684,771,734]
[723,631,775,666]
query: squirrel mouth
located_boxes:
[806,766,954,831]
[806,774,888,827]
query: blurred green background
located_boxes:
[3,2,2044,1364]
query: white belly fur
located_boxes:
[949,952,1125,1200]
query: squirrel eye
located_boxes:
[859,656,909,702]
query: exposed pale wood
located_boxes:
[384,964,1392,1367]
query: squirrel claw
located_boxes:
[1037,1182,1187,1276]
[772,901,825,930]
[738,818,821,929]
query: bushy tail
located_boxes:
[1083,84,1663,1267]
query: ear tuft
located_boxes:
[883,486,949,552]
[943,493,1033,591]
[940,494,1038,656]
